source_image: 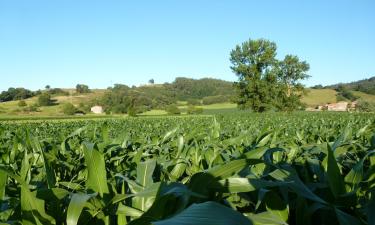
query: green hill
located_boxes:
[302,89,338,106]
[324,76,375,95]
[301,88,375,107]
[0,90,105,116]
[1,77,374,117]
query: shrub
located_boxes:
[336,95,347,102]
[112,104,128,114]
[166,104,181,115]
[48,88,69,96]
[23,104,39,112]
[311,84,324,89]
[356,100,375,112]
[38,93,53,106]
[187,105,203,114]
[127,106,137,117]
[76,84,90,93]
[78,103,92,113]
[202,95,229,105]
[62,103,77,115]
[336,89,358,102]
[18,100,27,107]
[187,99,201,105]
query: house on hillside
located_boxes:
[325,101,348,111]
[307,101,359,112]
[91,105,103,114]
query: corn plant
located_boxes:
[0,112,374,224]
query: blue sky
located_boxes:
[0,0,374,91]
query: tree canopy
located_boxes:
[230,38,310,112]
[0,88,36,102]
[38,93,53,106]
[98,78,234,114]
[76,84,90,94]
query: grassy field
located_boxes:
[139,109,168,116]
[302,88,338,106]
[0,90,105,116]
[352,91,375,103]
[302,88,375,107]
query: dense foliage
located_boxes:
[99,84,159,114]
[230,39,310,112]
[0,113,374,225]
[38,93,54,106]
[202,95,232,105]
[326,76,375,95]
[165,77,235,100]
[62,103,78,115]
[18,100,27,107]
[357,100,375,112]
[335,85,358,102]
[0,88,37,102]
[99,78,235,114]
[47,88,69,96]
[76,84,90,94]
[165,104,181,115]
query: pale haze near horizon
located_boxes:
[0,0,374,91]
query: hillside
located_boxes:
[302,88,375,107]
[0,77,235,116]
[302,89,338,106]
[324,76,375,95]
[1,77,375,116]
[0,90,105,116]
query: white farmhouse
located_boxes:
[91,105,103,114]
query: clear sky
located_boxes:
[0,0,374,91]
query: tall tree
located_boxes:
[276,55,310,111]
[230,38,310,112]
[76,84,90,93]
[230,39,277,112]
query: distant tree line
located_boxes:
[0,84,90,103]
[0,88,37,102]
[164,77,235,100]
[312,76,375,95]
[97,78,235,114]
[1,79,236,115]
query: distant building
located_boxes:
[307,101,359,112]
[91,105,103,114]
[325,102,348,111]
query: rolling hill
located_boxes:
[0,77,374,116]
[324,76,375,95]
[0,90,105,116]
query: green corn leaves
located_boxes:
[324,144,346,198]
[82,142,109,196]
[0,172,6,200]
[66,193,96,225]
[152,201,252,225]
[0,113,373,224]
[20,184,56,225]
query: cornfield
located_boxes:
[0,112,374,225]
